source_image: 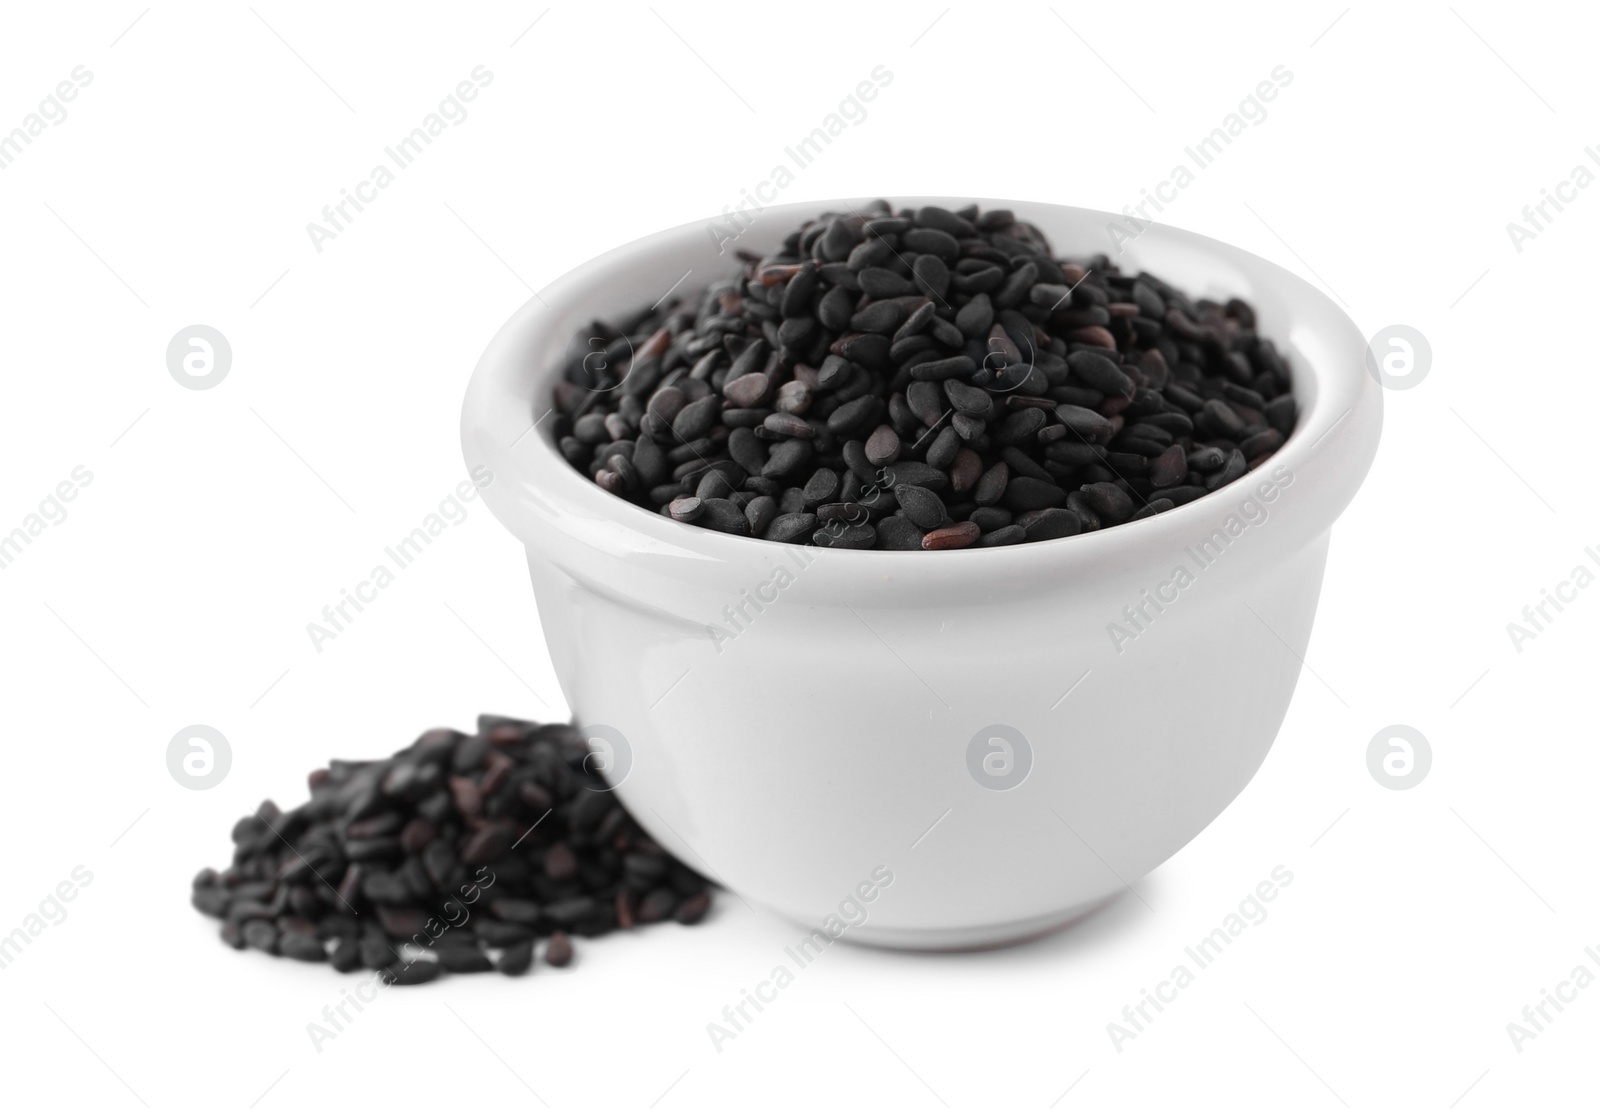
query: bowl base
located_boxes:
[797,890,1124,953]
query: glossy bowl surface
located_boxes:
[461,198,1382,948]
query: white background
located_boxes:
[0,2,1594,1113]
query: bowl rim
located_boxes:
[462,196,1382,588]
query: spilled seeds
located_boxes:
[192,715,711,983]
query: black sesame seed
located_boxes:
[814,522,876,549]
[195,715,716,981]
[977,524,1027,547]
[765,511,818,542]
[1004,476,1066,512]
[894,485,946,530]
[1020,507,1081,541]
[696,497,750,534]
[553,202,1295,549]
[875,515,926,550]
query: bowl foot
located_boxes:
[789,891,1125,953]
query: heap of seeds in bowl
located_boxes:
[551,200,1296,550]
[191,715,712,983]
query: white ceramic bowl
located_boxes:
[461,197,1382,950]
